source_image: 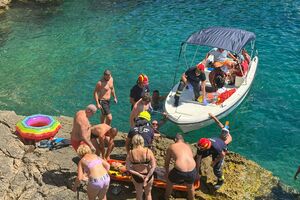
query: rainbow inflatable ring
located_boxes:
[16,114,61,141]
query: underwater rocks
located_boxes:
[0,110,299,199]
[0,0,11,13]
[0,0,63,14]
[17,0,63,5]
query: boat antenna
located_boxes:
[190,45,199,68]
[172,42,185,86]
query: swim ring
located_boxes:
[16,114,61,141]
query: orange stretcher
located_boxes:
[107,159,200,191]
[152,179,200,192]
[108,159,131,182]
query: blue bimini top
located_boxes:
[184,27,256,53]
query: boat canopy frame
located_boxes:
[172,27,257,85]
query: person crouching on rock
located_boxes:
[90,123,118,160]
[126,134,156,200]
[164,134,197,200]
[195,135,231,190]
[72,143,110,200]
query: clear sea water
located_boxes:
[0,0,299,191]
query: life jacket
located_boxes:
[216,89,236,104]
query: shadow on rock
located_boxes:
[199,175,217,195]
[255,183,300,200]
[42,169,77,188]
[72,156,80,165]
[107,181,136,200]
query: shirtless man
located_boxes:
[94,69,117,125]
[129,93,151,127]
[165,134,197,200]
[70,104,97,153]
[90,123,118,160]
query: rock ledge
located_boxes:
[0,110,299,200]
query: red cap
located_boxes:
[197,138,211,149]
[197,63,205,71]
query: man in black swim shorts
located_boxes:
[164,134,197,200]
[94,69,118,125]
[98,99,111,116]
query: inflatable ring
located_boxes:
[16,114,61,141]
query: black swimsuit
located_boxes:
[130,149,153,183]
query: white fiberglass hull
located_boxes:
[164,56,258,133]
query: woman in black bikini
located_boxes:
[126,134,156,200]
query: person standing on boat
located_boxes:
[130,74,150,110]
[94,69,117,125]
[174,63,207,107]
[70,104,97,153]
[164,134,197,200]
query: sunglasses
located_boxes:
[152,123,158,126]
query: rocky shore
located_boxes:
[0,110,299,200]
[0,0,62,14]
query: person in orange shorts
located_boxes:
[71,104,97,152]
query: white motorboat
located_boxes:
[164,27,258,133]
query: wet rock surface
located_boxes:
[0,110,299,200]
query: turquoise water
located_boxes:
[0,0,299,191]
